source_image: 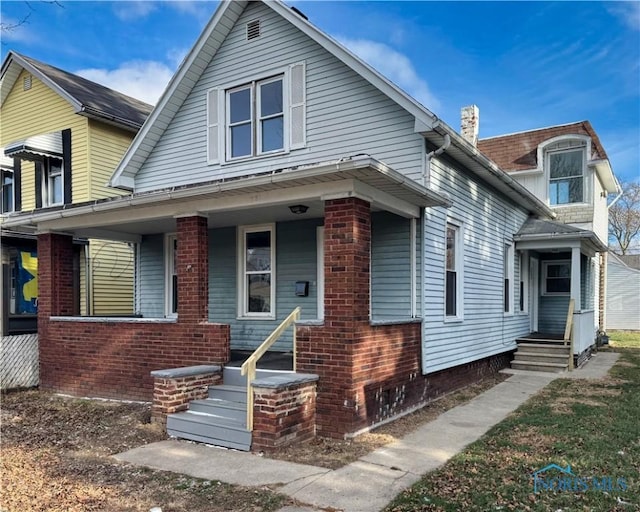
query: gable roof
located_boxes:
[477,121,608,173]
[1,51,152,132]
[107,0,553,220]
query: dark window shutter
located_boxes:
[62,129,72,204]
[35,161,43,208]
[13,158,22,211]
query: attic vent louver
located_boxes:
[23,75,32,91]
[246,19,261,40]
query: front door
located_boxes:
[529,256,539,332]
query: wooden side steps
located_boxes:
[511,338,570,373]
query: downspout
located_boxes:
[421,134,451,353]
[607,175,623,209]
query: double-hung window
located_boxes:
[445,222,463,320]
[207,62,306,165]
[239,224,275,318]
[504,243,514,314]
[165,234,178,317]
[543,261,571,295]
[1,170,14,213]
[549,149,584,205]
[227,76,284,160]
[42,157,63,207]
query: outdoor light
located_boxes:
[288,204,309,214]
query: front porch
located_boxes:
[513,218,607,372]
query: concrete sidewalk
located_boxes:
[115,352,618,512]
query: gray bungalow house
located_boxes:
[1,0,610,450]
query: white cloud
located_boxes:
[76,61,174,105]
[337,37,439,110]
[608,2,640,31]
[167,46,189,68]
[113,1,157,22]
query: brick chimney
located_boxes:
[461,105,479,146]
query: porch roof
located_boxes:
[2,155,449,241]
[514,218,607,254]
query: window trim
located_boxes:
[164,233,178,318]
[504,242,514,315]
[542,260,571,296]
[237,223,276,319]
[42,157,64,207]
[444,220,464,322]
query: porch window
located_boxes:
[2,169,14,213]
[165,234,178,317]
[504,243,514,314]
[445,222,463,320]
[239,224,275,318]
[543,261,571,295]
[549,149,584,205]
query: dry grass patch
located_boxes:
[0,390,287,512]
[265,373,508,469]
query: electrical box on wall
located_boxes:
[295,281,309,297]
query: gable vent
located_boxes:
[246,19,261,40]
[23,75,32,91]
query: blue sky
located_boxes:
[1,0,639,183]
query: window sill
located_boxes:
[550,202,592,208]
[237,315,276,321]
[219,149,290,167]
[444,316,464,324]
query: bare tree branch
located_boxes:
[609,180,640,255]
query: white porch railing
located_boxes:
[240,307,301,431]
[572,309,596,356]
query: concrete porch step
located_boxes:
[167,411,251,451]
[511,360,568,373]
[188,398,246,422]
[208,384,247,403]
[222,366,294,387]
[516,342,571,354]
[513,351,570,364]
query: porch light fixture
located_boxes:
[288,204,309,214]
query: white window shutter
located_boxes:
[289,62,306,150]
[207,88,220,164]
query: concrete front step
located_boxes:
[511,360,568,373]
[222,366,294,387]
[513,351,570,365]
[208,384,247,403]
[167,411,251,451]
[516,342,571,354]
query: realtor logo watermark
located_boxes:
[533,464,628,494]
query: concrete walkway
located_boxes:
[115,352,618,512]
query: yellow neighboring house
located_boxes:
[0,51,152,336]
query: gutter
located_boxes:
[429,120,555,220]
[79,106,144,132]
[1,155,449,229]
[607,174,624,209]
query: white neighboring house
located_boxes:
[606,254,640,330]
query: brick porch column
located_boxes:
[37,232,75,320]
[176,215,209,323]
[296,197,371,437]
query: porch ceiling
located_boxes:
[3,155,449,241]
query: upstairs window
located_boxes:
[548,148,585,205]
[207,63,306,165]
[2,170,14,213]
[44,157,63,206]
[227,77,284,159]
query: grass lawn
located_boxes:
[385,349,640,512]
[608,330,640,349]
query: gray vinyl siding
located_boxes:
[371,212,412,320]
[134,1,424,192]
[539,296,570,334]
[138,234,165,317]
[422,157,531,374]
[606,261,640,330]
[209,219,322,351]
